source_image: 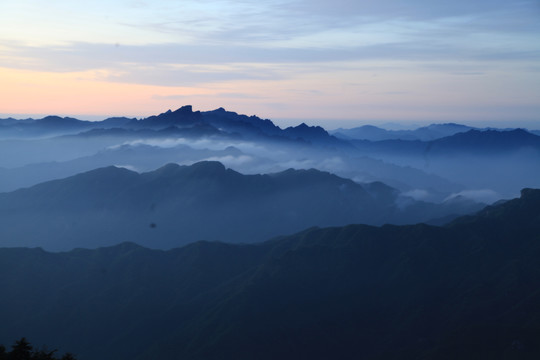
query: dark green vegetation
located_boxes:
[1,189,539,359]
[0,338,76,360]
[0,161,482,251]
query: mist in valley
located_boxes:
[0,107,538,251]
[2,0,540,357]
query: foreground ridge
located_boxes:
[0,189,539,359]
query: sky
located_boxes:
[1,0,539,128]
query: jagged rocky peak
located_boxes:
[285,122,330,139]
[165,105,202,119]
[137,105,203,127]
[173,105,197,114]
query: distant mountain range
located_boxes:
[1,188,539,359]
[0,161,483,251]
[331,122,540,142]
[331,122,475,141]
[3,107,538,149]
[0,136,463,197]
[0,106,342,147]
[1,106,539,359]
[1,106,539,200]
[349,128,540,155]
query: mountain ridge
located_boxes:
[2,106,538,203]
[0,161,485,251]
[331,122,475,141]
[0,105,343,146]
[1,188,539,359]
[3,107,538,147]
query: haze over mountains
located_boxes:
[331,122,476,141]
[3,105,539,250]
[1,188,539,359]
[1,105,539,203]
[1,106,540,359]
[0,161,484,251]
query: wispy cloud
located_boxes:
[0,0,539,123]
[444,189,501,204]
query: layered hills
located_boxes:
[2,105,539,201]
[1,189,539,359]
[0,161,482,251]
[1,106,539,359]
[331,122,474,141]
[0,106,336,145]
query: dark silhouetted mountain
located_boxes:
[37,116,85,127]
[0,143,256,193]
[129,105,203,128]
[0,108,535,154]
[0,106,344,146]
[0,189,539,359]
[283,123,343,146]
[351,128,540,156]
[114,105,273,139]
[0,116,94,137]
[0,144,460,202]
[99,116,136,128]
[0,162,482,251]
[0,117,21,126]
[415,122,474,140]
[354,129,540,155]
[2,107,536,201]
[346,127,540,198]
[426,128,540,154]
[332,123,474,141]
[0,115,130,138]
[332,124,396,140]
[128,106,344,145]
[200,107,283,138]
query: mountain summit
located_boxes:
[0,161,482,250]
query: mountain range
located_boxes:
[2,105,539,201]
[1,106,540,359]
[349,128,540,156]
[1,188,539,359]
[331,122,475,141]
[0,161,483,251]
[0,106,339,146]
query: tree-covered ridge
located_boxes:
[0,338,76,360]
[1,189,539,359]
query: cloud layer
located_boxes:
[0,0,539,124]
